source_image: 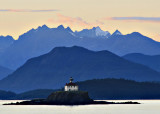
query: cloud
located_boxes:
[0,9,59,12]
[48,14,104,28]
[104,17,160,23]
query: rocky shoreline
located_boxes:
[3,91,140,105]
[3,99,140,105]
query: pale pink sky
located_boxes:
[0,0,160,41]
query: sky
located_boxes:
[1,0,160,41]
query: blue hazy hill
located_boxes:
[0,46,160,93]
[0,66,13,80]
[123,53,160,72]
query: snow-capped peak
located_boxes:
[95,26,110,37]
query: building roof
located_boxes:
[65,82,78,86]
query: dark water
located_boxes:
[0,100,160,114]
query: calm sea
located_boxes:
[0,100,160,114]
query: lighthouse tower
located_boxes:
[64,77,79,91]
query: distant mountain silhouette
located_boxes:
[112,30,122,36]
[0,25,160,69]
[0,66,13,80]
[123,53,160,72]
[0,36,14,79]
[0,46,160,93]
[106,32,160,56]
[0,35,14,53]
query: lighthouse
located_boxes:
[64,77,79,91]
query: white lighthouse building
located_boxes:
[65,77,79,91]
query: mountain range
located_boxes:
[0,25,160,70]
[123,53,160,72]
[0,46,160,93]
[0,36,14,79]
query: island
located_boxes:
[3,77,140,105]
[3,91,140,105]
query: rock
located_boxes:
[46,91,93,104]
